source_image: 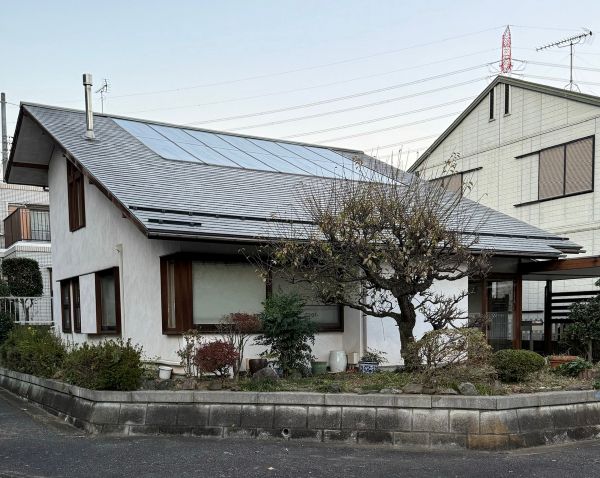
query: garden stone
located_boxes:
[208,381,223,391]
[458,382,478,396]
[327,382,342,393]
[422,387,436,395]
[437,388,459,395]
[252,367,279,382]
[379,388,402,394]
[177,378,196,390]
[403,383,424,394]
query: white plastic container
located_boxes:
[328,351,348,373]
[158,366,173,380]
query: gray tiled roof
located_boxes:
[13,103,581,257]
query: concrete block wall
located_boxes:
[2,367,600,450]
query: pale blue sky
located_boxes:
[3,1,600,167]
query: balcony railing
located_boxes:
[4,206,51,248]
[0,296,53,325]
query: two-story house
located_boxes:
[409,75,600,354]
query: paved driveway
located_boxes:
[1,389,600,477]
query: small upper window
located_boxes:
[489,88,495,120]
[430,173,463,196]
[67,162,85,231]
[504,84,511,115]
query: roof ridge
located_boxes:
[408,74,600,172]
[21,102,365,154]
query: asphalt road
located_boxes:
[1,389,600,478]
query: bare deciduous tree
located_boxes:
[257,156,490,366]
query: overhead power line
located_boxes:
[187,64,489,126]
[519,59,600,73]
[229,78,485,132]
[125,48,496,115]
[283,97,474,139]
[318,111,461,144]
[99,26,503,102]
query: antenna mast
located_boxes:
[536,29,593,91]
[500,26,512,74]
[95,79,110,113]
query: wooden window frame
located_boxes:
[72,277,81,333]
[60,280,72,333]
[95,267,121,335]
[67,161,86,231]
[160,253,344,334]
[514,135,595,207]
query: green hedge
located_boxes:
[492,349,545,382]
[62,339,144,391]
[0,325,66,378]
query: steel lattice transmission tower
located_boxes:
[500,26,512,74]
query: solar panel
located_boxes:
[113,118,359,178]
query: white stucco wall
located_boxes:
[48,150,365,365]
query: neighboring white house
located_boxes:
[4,100,585,366]
[0,178,52,323]
[409,75,600,354]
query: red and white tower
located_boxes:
[500,26,512,74]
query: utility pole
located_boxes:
[1,92,8,175]
[537,29,593,91]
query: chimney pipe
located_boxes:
[82,73,95,140]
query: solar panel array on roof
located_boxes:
[114,118,359,178]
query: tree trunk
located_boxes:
[398,296,417,368]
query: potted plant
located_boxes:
[358,348,387,374]
[549,354,579,369]
[311,360,328,375]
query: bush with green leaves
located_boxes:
[0,311,15,344]
[62,339,144,391]
[1,258,43,297]
[492,349,545,382]
[554,357,593,377]
[0,325,66,378]
[255,293,317,376]
[563,288,600,361]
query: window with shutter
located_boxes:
[565,137,593,195]
[538,145,565,200]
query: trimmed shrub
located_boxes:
[62,339,144,391]
[492,349,545,382]
[0,325,66,378]
[0,311,14,344]
[1,258,43,297]
[406,328,493,370]
[194,340,238,379]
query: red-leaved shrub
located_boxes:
[193,340,239,379]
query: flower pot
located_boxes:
[311,361,328,375]
[158,366,172,380]
[549,355,579,369]
[358,361,379,374]
[248,358,269,375]
[328,351,347,373]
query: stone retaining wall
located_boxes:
[2,367,600,450]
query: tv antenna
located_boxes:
[536,29,593,91]
[95,79,110,113]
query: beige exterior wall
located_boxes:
[414,83,600,312]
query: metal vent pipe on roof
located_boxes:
[82,73,95,140]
